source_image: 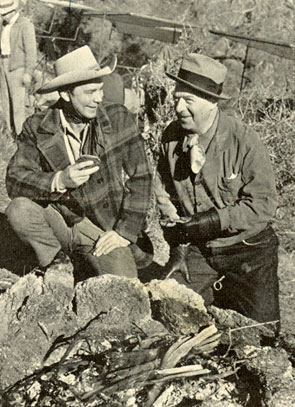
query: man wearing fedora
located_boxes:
[0,0,37,136]
[156,53,280,325]
[5,45,153,278]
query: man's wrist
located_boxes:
[182,208,221,242]
[51,171,67,193]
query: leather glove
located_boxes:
[165,244,191,283]
[181,207,221,243]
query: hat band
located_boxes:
[0,1,14,9]
[178,68,223,95]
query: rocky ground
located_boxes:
[0,262,294,406]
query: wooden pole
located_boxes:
[240,43,249,92]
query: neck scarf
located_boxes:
[63,101,93,125]
[186,134,206,174]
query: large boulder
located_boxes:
[0,264,77,389]
[208,305,276,350]
[147,279,212,334]
[242,346,295,407]
[75,275,167,339]
[0,270,166,390]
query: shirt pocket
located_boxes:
[219,173,242,205]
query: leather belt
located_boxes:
[0,54,10,58]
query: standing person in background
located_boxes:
[0,0,37,136]
[155,53,280,328]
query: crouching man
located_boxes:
[5,46,153,278]
[155,53,280,326]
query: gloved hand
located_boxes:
[165,244,191,283]
[181,207,221,243]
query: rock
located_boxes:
[208,305,276,349]
[147,279,212,334]
[0,273,167,390]
[0,271,77,390]
[268,379,295,407]
[0,268,20,292]
[243,346,295,407]
[75,275,166,339]
[43,259,75,307]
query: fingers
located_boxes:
[75,160,97,170]
[160,217,177,227]
[74,161,100,175]
[93,231,130,257]
[78,165,99,176]
[94,233,116,257]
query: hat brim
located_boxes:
[37,55,117,94]
[0,5,17,15]
[166,72,231,100]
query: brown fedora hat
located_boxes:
[0,0,18,15]
[37,46,117,94]
[166,53,230,100]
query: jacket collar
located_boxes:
[212,109,233,151]
[37,100,112,136]
[35,100,113,171]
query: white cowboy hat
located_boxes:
[0,0,18,15]
[166,53,231,100]
[37,46,117,94]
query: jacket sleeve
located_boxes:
[23,20,37,76]
[216,129,278,234]
[6,119,65,202]
[113,112,153,243]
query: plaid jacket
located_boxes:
[6,101,152,243]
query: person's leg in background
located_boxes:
[0,59,13,134]
[7,67,26,136]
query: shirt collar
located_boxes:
[59,109,89,141]
[183,109,219,153]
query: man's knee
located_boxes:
[6,197,35,229]
[84,247,138,279]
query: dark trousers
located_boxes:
[169,226,280,324]
[5,197,140,278]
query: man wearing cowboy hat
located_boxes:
[156,53,280,326]
[5,45,153,278]
[0,0,37,135]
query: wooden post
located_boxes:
[240,43,249,92]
